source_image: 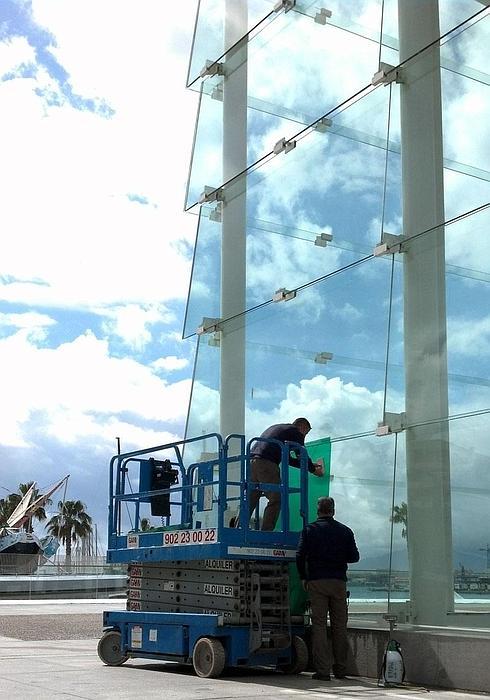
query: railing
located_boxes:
[0,554,125,577]
[108,432,311,549]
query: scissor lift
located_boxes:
[98,433,310,678]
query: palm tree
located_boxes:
[0,496,16,527]
[391,501,409,544]
[46,500,93,566]
[0,482,51,532]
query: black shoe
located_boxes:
[334,673,347,679]
[312,673,331,681]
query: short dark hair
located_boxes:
[318,496,335,516]
[293,417,311,431]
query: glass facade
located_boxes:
[184,1,490,627]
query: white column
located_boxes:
[220,0,247,440]
[398,0,454,625]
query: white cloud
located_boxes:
[101,304,175,351]
[448,314,490,358]
[0,329,192,448]
[0,310,56,330]
[152,355,189,372]
[0,35,35,76]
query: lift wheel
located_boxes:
[97,629,128,667]
[192,637,226,678]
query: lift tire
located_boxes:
[278,635,309,674]
[192,637,226,678]
[97,630,128,666]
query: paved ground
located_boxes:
[0,600,489,700]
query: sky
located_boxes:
[1,0,489,569]
[0,0,200,541]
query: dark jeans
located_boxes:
[248,457,281,531]
[307,578,348,676]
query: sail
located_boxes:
[6,483,37,528]
[6,476,69,529]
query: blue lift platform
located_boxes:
[98,432,311,678]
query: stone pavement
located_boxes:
[0,599,489,700]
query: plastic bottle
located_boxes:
[383,639,404,685]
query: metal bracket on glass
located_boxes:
[199,60,224,79]
[211,82,223,102]
[376,412,406,436]
[199,186,224,204]
[209,202,222,223]
[314,8,332,24]
[273,137,296,155]
[372,62,402,87]
[273,287,297,302]
[197,317,221,335]
[373,232,405,257]
[314,351,333,364]
[208,332,221,347]
[315,232,333,247]
[314,117,332,133]
[274,0,296,13]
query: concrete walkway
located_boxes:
[0,600,488,700]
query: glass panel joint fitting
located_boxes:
[315,232,333,247]
[315,8,332,25]
[200,60,224,79]
[314,117,332,133]
[373,232,405,257]
[209,202,223,222]
[372,62,402,87]
[376,412,406,436]
[197,317,221,335]
[273,137,297,155]
[273,288,297,302]
[211,82,223,102]
[274,0,296,13]
[314,351,333,364]
[208,332,221,348]
[199,186,224,204]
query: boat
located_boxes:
[0,475,69,574]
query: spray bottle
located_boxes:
[382,639,405,685]
[379,614,405,687]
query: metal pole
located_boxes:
[116,437,122,535]
[220,0,247,442]
[398,0,454,625]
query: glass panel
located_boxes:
[185,83,224,210]
[188,1,393,88]
[388,432,409,613]
[441,19,490,191]
[381,254,404,418]
[186,8,388,209]
[185,336,220,441]
[214,251,393,439]
[187,0,279,86]
[184,84,393,337]
[446,205,490,416]
[183,208,221,338]
[331,432,398,620]
[449,413,490,609]
[442,0,490,422]
[211,85,389,231]
[439,0,489,40]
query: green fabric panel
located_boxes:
[281,437,332,615]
